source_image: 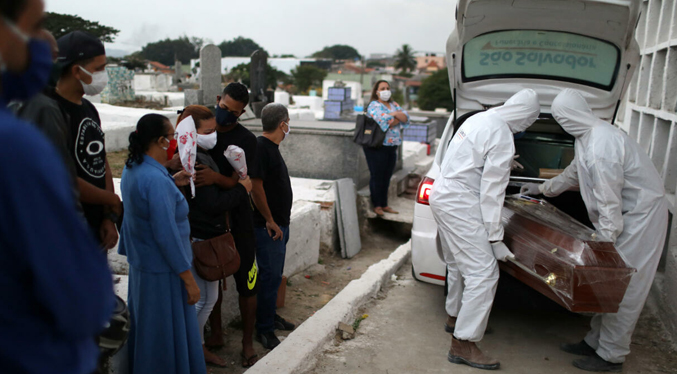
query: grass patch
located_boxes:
[107,151,127,179]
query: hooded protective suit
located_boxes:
[530,89,668,363]
[429,89,540,341]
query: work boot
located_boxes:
[448,336,500,370]
[444,315,457,333]
[560,340,596,356]
[573,354,623,372]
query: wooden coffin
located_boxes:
[499,196,635,313]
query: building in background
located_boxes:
[415,52,445,71]
[615,0,677,341]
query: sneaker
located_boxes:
[573,354,623,372]
[274,314,296,331]
[257,331,281,350]
[560,340,596,356]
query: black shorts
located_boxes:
[232,231,259,297]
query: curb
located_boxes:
[246,240,412,374]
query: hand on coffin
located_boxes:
[520,183,542,196]
[491,241,515,262]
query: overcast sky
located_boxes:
[46,0,457,58]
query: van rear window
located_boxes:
[462,30,620,90]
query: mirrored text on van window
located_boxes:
[463,30,620,90]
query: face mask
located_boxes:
[197,131,217,150]
[378,90,392,101]
[79,66,108,96]
[283,121,290,140]
[215,106,239,127]
[163,137,178,160]
[0,38,52,102]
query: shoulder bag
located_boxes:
[353,106,385,148]
[192,213,240,289]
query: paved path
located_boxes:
[307,260,676,374]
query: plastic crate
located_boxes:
[403,122,437,144]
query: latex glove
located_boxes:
[491,241,515,262]
[511,155,524,171]
[520,183,542,196]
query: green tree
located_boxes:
[394,44,416,74]
[218,36,266,57]
[44,12,119,42]
[291,65,327,93]
[140,36,201,65]
[417,68,453,111]
[225,62,288,89]
[311,45,359,60]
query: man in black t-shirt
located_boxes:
[194,82,260,367]
[26,31,121,250]
[250,103,294,350]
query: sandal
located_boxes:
[374,207,385,216]
[383,207,399,214]
[241,351,259,368]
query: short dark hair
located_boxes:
[0,0,29,21]
[261,103,288,133]
[223,82,249,106]
[59,57,96,79]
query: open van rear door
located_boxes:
[447,0,640,121]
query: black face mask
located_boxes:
[215,106,239,127]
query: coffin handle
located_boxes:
[507,257,557,287]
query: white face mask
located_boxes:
[197,131,217,150]
[79,66,108,96]
[378,90,392,101]
[283,121,290,140]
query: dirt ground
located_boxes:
[205,219,411,373]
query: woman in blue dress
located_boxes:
[118,113,206,374]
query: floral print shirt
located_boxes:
[367,100,411,146]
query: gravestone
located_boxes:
[199,44,222,105]
[335,178,362,258]
[250,49,268,118]
[174,59,182,84]
[184,89,204,106]
[100,65,134,104]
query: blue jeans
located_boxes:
[363,145,398,208]
[255,225,290,334]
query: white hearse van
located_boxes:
[411,0,640,285]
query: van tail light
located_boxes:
[416,177,435,205]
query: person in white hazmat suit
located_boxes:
[429,89,540,370]
[521,89,669,373]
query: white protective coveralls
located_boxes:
[429,89,540,342]
[539,89,668,363]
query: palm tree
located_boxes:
[394,44,417,74]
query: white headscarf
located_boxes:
[176,115,197,197]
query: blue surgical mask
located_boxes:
[215,106,239,127]
[0,16,53,103]
[0,38,53,102]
